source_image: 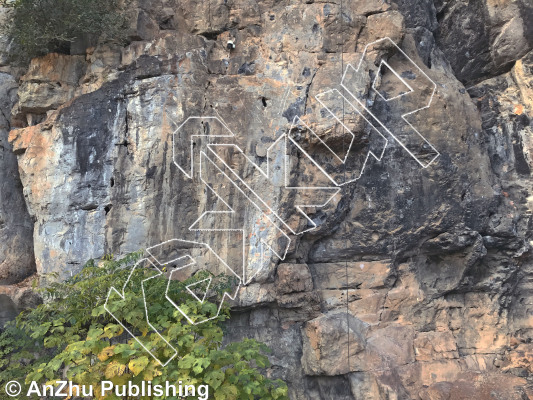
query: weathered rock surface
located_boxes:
[0,0,532,398]
[0,275,42,325]
[434,0,533,85]
[0,71,36,326]
[0,73,35,286]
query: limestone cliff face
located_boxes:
[1,0,532,398]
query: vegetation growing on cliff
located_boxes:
[0,0,127,60]
[0,253,288,399]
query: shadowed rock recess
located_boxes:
[1,0,532,398]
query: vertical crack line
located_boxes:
[208,0,212,32]
[340,0,350,374]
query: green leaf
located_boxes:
[86,327,103,341]
[91,305,106,317]
[179,354,196,369]
[0,252,288,399]
[205,370,225,389]
[105,361,126,379]
[215,384,239,400]
[103,324,123,338]
[128,356,149,376]
[192,357,211,374]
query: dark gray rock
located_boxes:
[0,294,17,328]
[0,73,35,285]
[434,0,533,85]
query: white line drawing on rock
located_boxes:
[105,36,440,365]
[158,239,241,325]
[104,257,179,367]
[341,37,440,168]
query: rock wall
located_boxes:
[0,0,532,398]
[0,71,37,315]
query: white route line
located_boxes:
[314,89,388,182]
[186,277,212,304]
[341,37,440,168]
[199,149,291,284]
[105,36,441,364]
[171,116,235,179]
[104,258,179,367]
[208,142,339,235]
[161,239,241,326]
[372,59,415,102]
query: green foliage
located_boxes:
[0,253,288,399]
[0,0,128,61]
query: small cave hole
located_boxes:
[104,205,112,215]
[261,97,268,107]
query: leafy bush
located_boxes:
[0,0,128,60]
[0,253,288,399]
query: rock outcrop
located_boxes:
[0,73,35,284]
[0,71,37,325]
[0,0,532,398]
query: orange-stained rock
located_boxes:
[419,372,529,400]
[276,263,314,294]
[414,331,459,362]
[12,54,86,124]
[301,312,368,375]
